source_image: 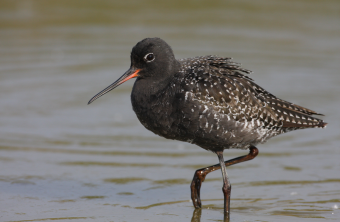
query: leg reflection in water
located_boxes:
[191,208,230,222]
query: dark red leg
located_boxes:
[190,146,259,213]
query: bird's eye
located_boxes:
[144,53,155,62]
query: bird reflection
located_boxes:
[191,208,230,222]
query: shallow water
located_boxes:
[0,0,339,221]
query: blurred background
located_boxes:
[0,0,339,221]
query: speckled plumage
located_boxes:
[131,53,326,153]
[88,37,327,216]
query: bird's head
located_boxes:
[88,37,178,104]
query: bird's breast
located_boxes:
[130,79,180,140]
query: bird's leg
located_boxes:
[190,146,259,209]
[190,162,221,208]
[217,151,231,216]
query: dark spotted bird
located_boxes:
[88,37,327,218]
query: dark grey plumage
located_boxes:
[130,49,326,153]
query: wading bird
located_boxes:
[88,38,327,218]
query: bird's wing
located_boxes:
[180,56,326,129]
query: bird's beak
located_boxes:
[88,68,140,104]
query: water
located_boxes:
[0,0,339,221]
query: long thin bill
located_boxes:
[88,68,140,104]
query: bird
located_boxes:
[88,37,327,218]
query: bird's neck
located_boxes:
[134,60,181,96]
[133,75,173,96]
